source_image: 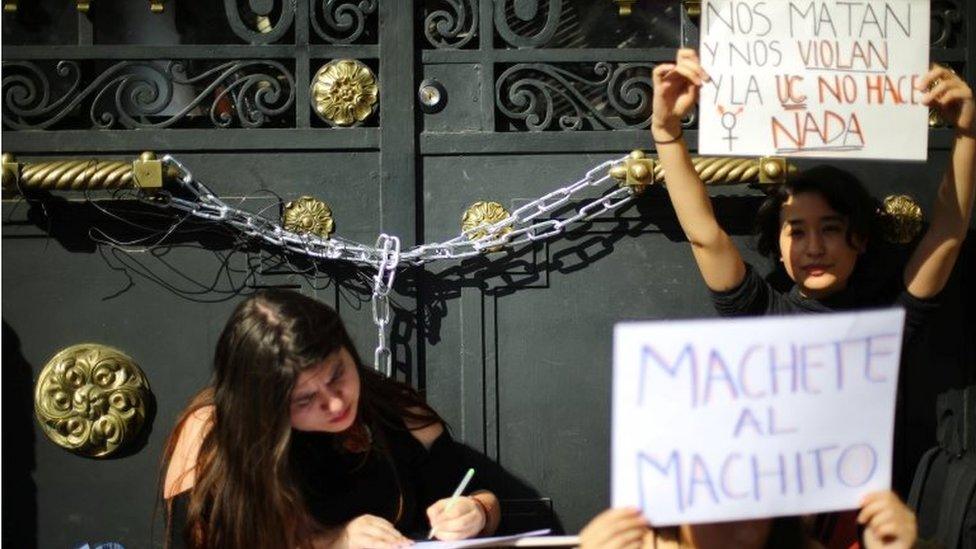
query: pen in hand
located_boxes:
[427,467,476,540]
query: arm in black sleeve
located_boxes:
[166,492,191,549]
[710,263,772,317]
[895,290,941,344]
[415,429,488,509]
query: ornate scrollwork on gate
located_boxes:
[224,0,295,44]
[424,0,479,49]
[931,1,963,48]
[494,0,563,48]
[310,0,377,44]
[496,62,654,131]
[2,60,295,130]
[34,344,152,458]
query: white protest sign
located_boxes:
[698,1,929,160]
[612,309,905,525]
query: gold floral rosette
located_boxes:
[311,59,379,126]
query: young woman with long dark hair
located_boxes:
[161,289,500,548]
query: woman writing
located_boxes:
[162,289,500,548]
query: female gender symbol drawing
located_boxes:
[717,105,744,152]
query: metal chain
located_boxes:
[398,157,632,263]
[370,234,400,376]
[156,154,639,376]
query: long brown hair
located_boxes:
[161,289,441,549]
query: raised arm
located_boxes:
[652,49,747,292]
[904,66,976,298]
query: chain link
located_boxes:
[369,234,400,377]
[157,154,640,377]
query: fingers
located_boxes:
[427,497,474,524]
[652,50,710,87]
[348,515,412,549]
[666,62,710,86]
[667,64,705,87]
[433,509,479,531]
[922,80,955,106]
[426,499,447,521]
[429,498,484,541]
[917,64,956,91]
[652,63,677,85]
[857,491,892,525]
[857,491,917,548]
[579,508,650,549]
[870,514,899,540]
[917,65,973,105]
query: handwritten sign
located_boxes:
[698,0,930,160]
[612,309,905,525]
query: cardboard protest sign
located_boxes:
[698,1,930,160]
[612,309,905,525]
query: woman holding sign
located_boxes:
[161,289,500,548]
[634,48,973,548]
[650,49,974,338]
[579,490,918,549]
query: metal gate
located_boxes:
[2,1,973,547]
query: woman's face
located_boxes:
[778,191,864,299]
[289,347,361,433]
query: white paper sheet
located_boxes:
[698,0,930,160]
[612,309,905,525]
[412,529,552,548]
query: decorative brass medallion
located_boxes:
[310,59,379,127]
[462,201,513,249]
[34,344,151,458]
[283,196,335,238]
[610,150,655,194]
[880,194,924,244]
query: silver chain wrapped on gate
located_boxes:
[158,155,387,268]
[156,153,639,376]
[370,234,400,376]
[400,157,634,263]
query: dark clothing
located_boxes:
[168,492,190,548]
[290,418,480,537]
[709,263,940,342]
[167,418,479,547]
